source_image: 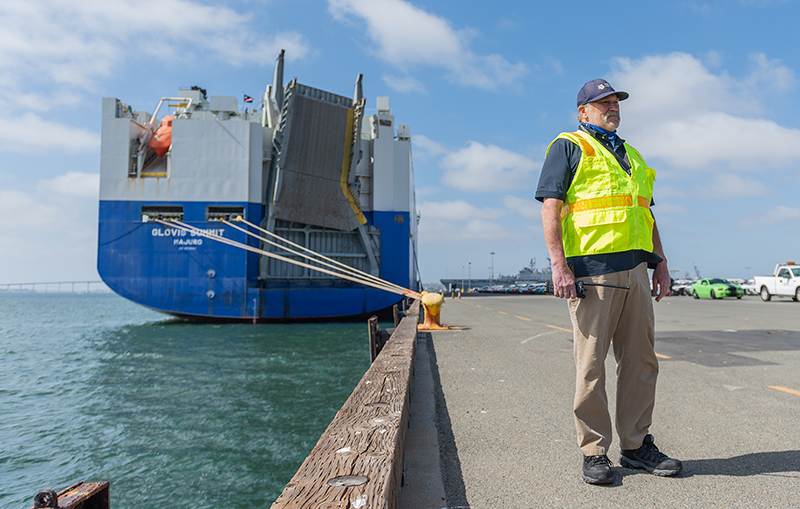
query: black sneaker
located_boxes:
[620,434,683,476]
[582,454,614,484]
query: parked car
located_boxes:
[670,279,694,296]
[524,282,548,294]
[690,278,744,299]
[738,279,758,295]
[753,263,800,301]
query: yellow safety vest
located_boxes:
[546,130,656,258]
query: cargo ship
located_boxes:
[98,51,419,321]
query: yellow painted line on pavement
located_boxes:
[485,308,493,311]
[498,311,508,315]
[516,316,532,321]
[656,353,671,359]
[547,324,572,333]
[476,305,482,308]
[770,385,800,397]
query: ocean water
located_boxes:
[0,292,373,508]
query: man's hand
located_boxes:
[650,215,670,302]
[652,260,670,302]
[541,198,578,299]
[552,264,578,299]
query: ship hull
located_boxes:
[98,200,410,321]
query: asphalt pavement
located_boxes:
[399,293,800,509]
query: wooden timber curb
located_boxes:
[271,299,421,509]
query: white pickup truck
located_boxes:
[753,262,800,301]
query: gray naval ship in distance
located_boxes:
[440,261,552,291]
[98,51,420,321]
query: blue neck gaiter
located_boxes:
[580,122,619,148]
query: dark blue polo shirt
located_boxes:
[535,124,662,277]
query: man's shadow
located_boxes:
[614,450,800,482]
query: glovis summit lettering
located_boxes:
[151,227,225,237]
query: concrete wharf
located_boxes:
[399,294,800,508]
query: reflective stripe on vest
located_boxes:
[545,130,656,257]
[561,195,650,218]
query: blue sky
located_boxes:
[1,0,799,287]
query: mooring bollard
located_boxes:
[418,292,459,330]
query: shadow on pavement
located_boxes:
[425,332,470,508]
[612,450,800,482]
[682,450,800,478]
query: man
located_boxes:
[536,79,682,485]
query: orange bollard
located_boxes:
[419,292,459,330]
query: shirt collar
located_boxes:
[579,123,625,148]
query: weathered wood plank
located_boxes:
[271,300,420,509]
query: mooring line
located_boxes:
[153,219,421,299]
[224,217,410,296]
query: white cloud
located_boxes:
[652,203,690,216]
[412,135,449,158]
[441,141,539,192]
[0,0,310,156]
[416,199,516,246]
[418,200,505,221]
[610,52,800,171]
[0,0,309,105]
[383,74,427,94]
[739,205,800,229]
[414,185,442,197]
[708,174,769,199]
[417,204,515,248]
[502,195,541,221]
[326,0,527,90]
[0,113,99,153]
[742,53,794,93]
[37,172,100,198]
[0,190,58,230]
[0,174,99,282]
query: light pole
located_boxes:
[468,262,471,290]
[490,252,495,285]
[461,265,465,292]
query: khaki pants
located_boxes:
[567,262,658,456]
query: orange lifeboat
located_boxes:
[148,115,174,158]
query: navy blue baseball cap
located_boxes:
[577,79,629,108]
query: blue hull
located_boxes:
[97,201,413,321]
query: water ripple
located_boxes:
[1,293,372,508]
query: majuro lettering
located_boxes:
[173,238,203,246]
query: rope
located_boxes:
[153,218,422,300]
[226,217,412,296]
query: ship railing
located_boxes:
[0,281,109,293]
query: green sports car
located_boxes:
[691,278,744,299]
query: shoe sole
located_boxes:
[582,474,614,485]
[619,456,682,476]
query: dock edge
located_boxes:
[271,299,420,509]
